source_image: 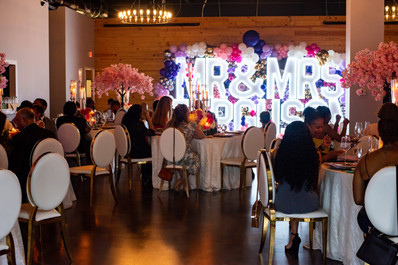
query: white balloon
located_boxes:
[299,41,307,48]
[328,50,335,56]
[192,43,199,52]
[287,50,295,57]
[251,53,260,62]
[238,43,247,51]
[288,45,295,50]
[197,50,205,57]
[246,47,254,54]
[199,41,207,49]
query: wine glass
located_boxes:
[354,122,363,138]
[340,136,351,163]
[353,145,363,161]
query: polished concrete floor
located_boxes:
[26,166,344,265]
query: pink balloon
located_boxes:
[213,48,221,54]
[169,45,178,53]
[231,43,238,49]
[225,47,233,55]
[274,44,282,50]
[277,55,282,60]
[221,53,228,60]
[220,43,228,50]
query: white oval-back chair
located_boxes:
[114,125,152,191]
[69,130,117,207]
[158,127,192,198]
[30,138,64,166]
[220,126,264,190]
[365,166,398,241]
[0,144,8,169]
[257,149,328,264]
[57,123,85,166]
[18,153,72,265]
[264,122,276,152]
[0,170,21,265]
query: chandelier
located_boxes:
[385,1,398,21]
[118,0,172,24]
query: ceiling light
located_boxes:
[118,0,172,24]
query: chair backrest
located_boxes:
[114,124,131,157]
[242,127,264,160]
[57,123,81,153]
[270,138,281,151]
[91,130,116,168]
[0,144,8,169]
[30,138,64,166]
[264,122,276,152]
[159,127,186,163]
[0,170,21,240]
[27,153,70,210]
[365,166,398,236]
[257,150,276,208]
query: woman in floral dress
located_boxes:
[168,104,205,189]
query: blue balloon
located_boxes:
[254,43,262,52]
[164,60,173,67]
[160,68,166,77]
[258,39,266,47]
[243,30,260,47]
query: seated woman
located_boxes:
[316,106,349,142]
[151,96,172,130]
[274,121,320,255]
[304,107,342,162]
[56,101,91,163]
[167,104,205,190]
[260,111,271,131]
[353,103,398,234]
[32,104,45,128]
[122,104,155,188]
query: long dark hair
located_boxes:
[123,104,142,124]
[274,121,320,192]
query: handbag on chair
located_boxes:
[157,127,176,182]
[251,151,263,228]
[356,166,398,265]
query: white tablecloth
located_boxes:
[0,222,25,265]
[151,135,252,191]
[313,165,363,265]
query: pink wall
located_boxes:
[0,0,49,113]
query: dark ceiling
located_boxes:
[45,0,347,18]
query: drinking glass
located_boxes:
[340,136,351,163]
[353,145,363,161]
[368,136,379,153]
[364,121,371,132]
[354,122,363,138]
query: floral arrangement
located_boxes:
[92,63,154,106]
[342,41,398,101]
[80,108,94,121]
[189,109,216,130]
[0,53,9,90]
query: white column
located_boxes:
[346,0,384,131]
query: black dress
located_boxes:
[122,118,155,188]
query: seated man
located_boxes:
[111,100,126,125]
[33,98,58,137]
[9,107,56,202]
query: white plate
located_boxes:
[328,162,357,170]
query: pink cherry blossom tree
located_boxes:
[92,63,154,107]
[342,41,398,102]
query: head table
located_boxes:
[312,164,363,265]
[151,135,252,191]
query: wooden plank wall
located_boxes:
[94,16,396,111]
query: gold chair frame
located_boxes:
[0,234,16,265]
[258,149,328,265]
[70,131,118,207]
[20,157,73,265]
[220,127,258,190]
